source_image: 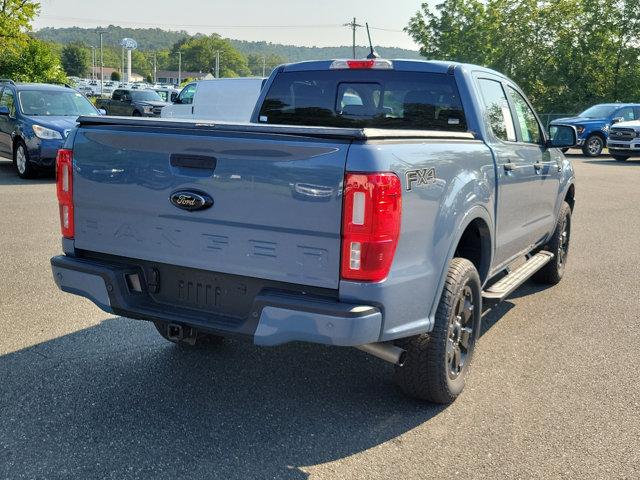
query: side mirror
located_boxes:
[170,92,178,103]
[98,108,107,115]
[0,106,10,116]
[547,124,578,149]
[611,117,625,125]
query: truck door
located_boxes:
[505,85,560,247]
[119,91,132,116]
[476,77,537,267]
[164,83,196,119]
[108,90,122,115]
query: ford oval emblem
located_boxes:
[169,190,213,211]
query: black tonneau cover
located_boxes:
[76,115,477,141]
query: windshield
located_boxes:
[579,105,617,118]
[258,70,467,131]
[131,90,162,102]
[19,90,97,116]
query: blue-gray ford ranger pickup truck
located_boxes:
[51,59,577,403]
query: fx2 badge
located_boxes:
[406,168,436,191]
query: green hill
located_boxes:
[35,26,189,50]
[34,26,422,62]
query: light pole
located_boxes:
[153,52,157,84]
[178,51,182,86]
[262,55,266,77]
[98,30,105,96]
[215,50,220,78]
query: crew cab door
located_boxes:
[504,85,560,246]
[476,77,538,267]
[117,91,132,116]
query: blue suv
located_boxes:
[550,103,640,157]
[0,80,100,178]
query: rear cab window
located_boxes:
[258,70,467,131]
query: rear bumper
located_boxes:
[50,255,382,347]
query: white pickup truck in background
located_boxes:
[607,120,640,161]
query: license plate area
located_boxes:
[78,251,337,321]
[146,263,261,319]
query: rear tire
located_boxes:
[393,258,482,404]
[14,140,37,179]
[533,201,572,285]
[153,321,224,347]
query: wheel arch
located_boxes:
[427,206,494,322]
[564,183,575,211]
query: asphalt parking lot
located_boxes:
[0,153,638,480]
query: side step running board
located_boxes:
[482,251,554,304]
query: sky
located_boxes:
[33,0,437,50]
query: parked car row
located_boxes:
[550,103,640,159]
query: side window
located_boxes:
[112,90,122,101]
[0,88,16,116]
[178,84,196,105]
[477,78,516,142]
[617,107,634,121]
[507,87,542,144]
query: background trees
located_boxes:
[0,0,66,83]
[61,43,90,77]
[406,0,640,112]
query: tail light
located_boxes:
[56,149,74,239]
[341,172,401,282]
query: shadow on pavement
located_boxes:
[0,160,55,186]
[581,158,640,166]
[0,318,444,479]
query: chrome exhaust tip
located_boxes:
[357,343,407,366]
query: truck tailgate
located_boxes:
[72,123,350,289]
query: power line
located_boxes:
[38,15,343,29]
[37,14,407,33]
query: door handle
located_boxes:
[503,162,517,172]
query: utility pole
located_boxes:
[177,51,182,86]
[215,50,220,78]
[153,52,157,84]
[121,45,124,82]
[98,30,105,96]
[91,46,96,80]
[344,17,362,58]
[262,55,266,77]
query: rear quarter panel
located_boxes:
[340,139,496,340]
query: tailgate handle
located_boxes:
[170,154,217,170]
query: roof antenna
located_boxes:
[365,23,379,59]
